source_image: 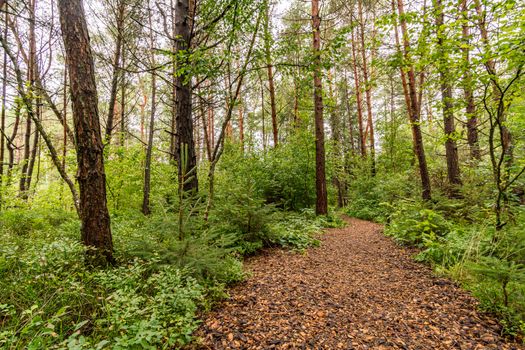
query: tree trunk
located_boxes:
[312,0,328,215]
[344,75,356,153]
[358,0,376,175]
[58,0,113,265]
[174,0,198,194]
[19,0,37,198]
[328,70,345,208]
[142,5,157,216]
[119,54,126,148]
[259,73,267,151]
[264,2,278,147]
[104,0,125,145]
[395,0,432,201]
[208,87,214,153]
[0,2,7,206]
[461,0,480,162]
[6,101,20,184]
[239,94,244,151]
[199,86,212,162]
[26,95,40,192]
[26,0,40,193]
[435,0,461,193]
[350,16,366,158]
[61,64,68,206]
[169,0,177,163]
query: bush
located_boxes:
[386,201,451,247]
[344,170,415,223]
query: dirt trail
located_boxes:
[190,218,523,349]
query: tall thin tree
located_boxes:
[57,0,114,264]
[312,0,328,215]
[394,0,432,200]
[142,2,157,216]
[434,0,461,193]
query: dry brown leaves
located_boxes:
[187,218,524,350]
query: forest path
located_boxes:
[190,218,523,349]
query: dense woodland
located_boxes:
[0,0,524,348]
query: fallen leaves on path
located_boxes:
[188,218,523,349]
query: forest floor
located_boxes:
[189,218,524,349]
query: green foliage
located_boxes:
[0,213,211,349]
[259,132,317,210]
[0,167,331,349]
[466,257,525,336]
[386,202,451,247]
[0,208,75,236]
[344,169,415,222]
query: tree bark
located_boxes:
[435,0,461,193]
[26,0,40,194]
[0,1,7,206]
[62,65,68,172]
[264,1,278,147]
[104,0,125,145]
[312,0,328,215]
[142,4,157,216]
[461,0,480,161]
[19,0,37,198]
[328,70,345,208]
[198,86,212,162]
[174,0,198,194]
[119,53,126,148]
[344,75,356,153]
[358,0,376,175]
[395,0,432,201]
[58,0,113,265]
[239,94,244,151]
[350,15,366,158]
[259,72,267,151]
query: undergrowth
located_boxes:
[0,205,338,349]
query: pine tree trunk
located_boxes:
[312,0,328,215]
[260,73,267,151]
[344,75,356,154]
[19,0,37,198]
[435,0,461,192]
[26,0,40,194]
[264,1,278,147]
[174,0,198,193]
[350,18,366,158]
[358,0,376,175]
[58,0,113,265]
[208,87,215,149]
[395,0,432,201]
[200,93,212,163]
[104,0,125,145]
[6,100,20,183]
[239,94,244,151]
[0,2,7,206]
[26,96,40,192]
[142,6,156,216]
